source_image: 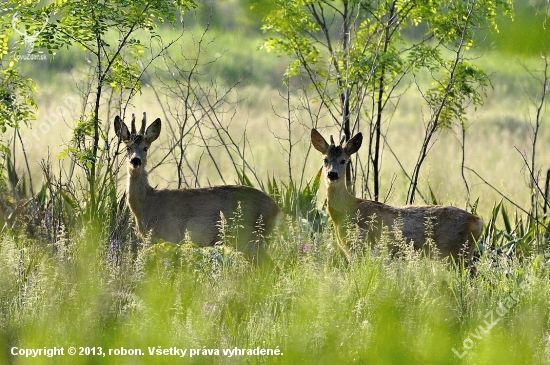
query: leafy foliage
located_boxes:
[0,66,37,132]
[261,0,512,202]
[480,200,550,257]
[0,0,196,221]
[267,167,327,232]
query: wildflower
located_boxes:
[203,304,214,314]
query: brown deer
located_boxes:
[311,128,483,263]
[114,113,283,262]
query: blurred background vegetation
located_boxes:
[6,0,549,217]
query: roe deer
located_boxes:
[114,113,283,262]
[311,129,483,263]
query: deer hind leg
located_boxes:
[236,232,272,267]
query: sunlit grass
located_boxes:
[1,218,549,364]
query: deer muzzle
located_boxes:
[130,157,142,168]
[327,171,339,181]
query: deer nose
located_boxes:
[327,171,339,181]
[130,157,142,167]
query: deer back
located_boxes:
[137,185,282,248]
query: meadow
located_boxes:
[2,2,550,364]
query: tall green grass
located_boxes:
[1,214,549,365]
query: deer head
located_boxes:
[114,113,161,170]
[12,12,49,54]
[311,129,363,186]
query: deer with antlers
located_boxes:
[114,113,283,263]
[311,128,483,264]
[12,12,49,54]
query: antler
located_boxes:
[130,114,136,135]
[329,135,335,146]
[11,12,25,37]
[339,135,346,146]
[140,112,146,135]
[31,14,49,37]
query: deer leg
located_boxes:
[334,224,352,262]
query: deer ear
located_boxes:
[344,132,363,155]
[311,129,329,154]
[114,116,130,141]
[145,118,161,144]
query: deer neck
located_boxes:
[126,166,153,218]
[326,180,357,216]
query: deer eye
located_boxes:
[323,158,328,164]
[143,147,148,152]
[340,159,346,164]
